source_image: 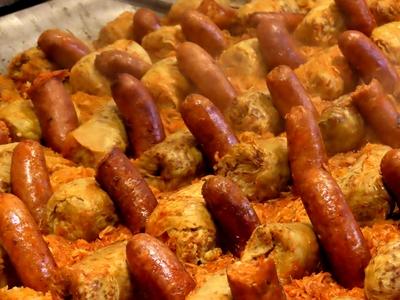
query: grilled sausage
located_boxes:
[249,12,305,32]
[95,50,151,79]
[126,233,195,300]
[38,29,90,69]
[227,258,287,300]
[29,73,79,154]
[381,149,400,207]
[11,140,52,233]
[0,193,62,295]
[177,42,236,113]
[202,176,260,256]
[181,10,227,57]
[334,0,376,36]
[112,73,165,157]
[257,18,305,70]
[352,79,400,148]
[338,30,400,95]
[96,147,157,234]
[0,120,11,145]
[180,94,238,164]
[286,106,371,288]
[266,65,319,119]
[133,8,161,43]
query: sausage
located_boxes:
[29,72,79,154]
[202,176,260,257]
[181,10,227,57]
[111,73,165,157]
[227,258,287,300]
[95,50,151,79]
[351,79,400,148]
[133,8,161,43]
[249,12,305,32]
[96,147,157,234]
[180,94,238,164]
[286,106,371,288]
[334,0,376,36]
[177,42,237,113]
[0,120,11,145]
[0,193,62,295]
[266,65,319,119]
[197,0,239,30]
[338,30,400,95]
[11,140,52,233]
[257,18,306,70]
[126,233,196,300]
[381,149,400,207]
[38,29,90,69]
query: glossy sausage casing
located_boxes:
[112,73,165,157]
[126,233,195,300]
[180,94,238,164]
[96,148,157,233]
[133,8,161,43]
[286,106,370,288]
[11,140,52,233]
[381,149,400,207]
[0,193,62,294]
[177,42,236,113]
[249,12,305,32]
[38,29,90,69]
[202,176,260,256]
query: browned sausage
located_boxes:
[227,258,287,300]
[29,72,79,154]
[111,73,165,157]
[335,0,376,36]
[38,29,90,69]
[197,0,239,30]
[177,42,237,113]
[257,18,306,70]
[11,140,52,233]
[0,120,11,145]
[126,233,195,300]
[96,147,158,234]
[338,30,400,95]
[0,193,62,295]
[202,176,260,257]
[352,79,400,148]
[180,94,238,164]
[95,50,151,79]
[249,12,305,32]
[286,106,370,288]
[133,8,161,43]
[266,65,319,119]
[381,149,400,207]
[181,10,227,57]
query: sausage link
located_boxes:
[181,10,227,57]
[286,106,371,288]
[257,18,305,70]
[126,233,195,300]
[352,79,400,148]
[177,42,237,113]
[11,140,52,233]
[334,0,376,36]
[381,149,400,207]
[266,65,319,119]
[95,50,151,79]
[197,0,239,30]
[0,120,11,145]
[249,12,305,32]
[180,94,238,164]
[133,8,161,43]
[96,147,158,234]
[338,30,400,95]
[112,73,165,157]
[29,73,79,154]
[38,29,90,69]
[227,258,287,300]
[202,176,260,257]
[0,193,62,295]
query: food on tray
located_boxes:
[1,0,400,298]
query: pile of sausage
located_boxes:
[1,0,400,299]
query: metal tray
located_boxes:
[0,0,170,73]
